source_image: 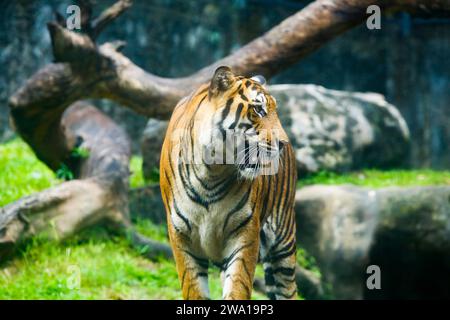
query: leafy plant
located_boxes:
[56,163,74,181]
[71,146,90,159]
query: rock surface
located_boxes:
[295,184,450,299]
[141,84,410,179]
[129,184,165,224]
[366,186,450,299]
[272,84,410,174]
[129,183,450,299]
[295,185,378,299]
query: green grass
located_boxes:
[0,138,267,299]
[2,138,449,300]
[0,221,267,300]
[130,156,146,188]
[299,169,450,188]
[0,139,61,207]
[297,247,320,278]
[0,230,178,299]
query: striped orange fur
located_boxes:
[160,66,297,300]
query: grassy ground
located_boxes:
[0,139,60,207]
[299,169,450,188]
[0,225,268,299]
[0,139,266,299]
[1,138,449,299]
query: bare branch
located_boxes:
[91,0,133,39]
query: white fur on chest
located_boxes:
[171,188,251,262]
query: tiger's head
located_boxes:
[202,66,289,179]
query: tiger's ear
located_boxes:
[209,66,235,97]
[251,75,266,86]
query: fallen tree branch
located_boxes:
[91,0,132,39]
[0,179,122,258]
[127,229,173,260]
[1,102,166,261]
[9,0,450,120]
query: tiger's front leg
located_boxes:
[168,226,210,300]
[221,216,260,300]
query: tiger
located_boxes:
[160,66,297,300]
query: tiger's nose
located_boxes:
[278,140,287,151]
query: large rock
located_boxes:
[141,84,410,179]
[272,84,410,174]
[366,186,450,299]
[295,185,450,299]
[295,185,378,299]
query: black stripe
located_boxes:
[238,123,252,131]
[189,95,207,153]
[227,212,253,237]
[238,88,249,101]
[207,174,237,202]
[178,162,209,209]
[219,98,234,138]
[183,250,209,269]
[221,242,255,269]
[223,188,251,232]
[221,98,234,122]
[190,165,237,203]
[224,257,252,281]
[265,271,275,287]
[173,200,192,231]
[267,266,296,277]
[228,103,244,130]
[271,206,295,252]
[265,239,296,263]
[260,229,267,247]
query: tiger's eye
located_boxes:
[253,103,267,117]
